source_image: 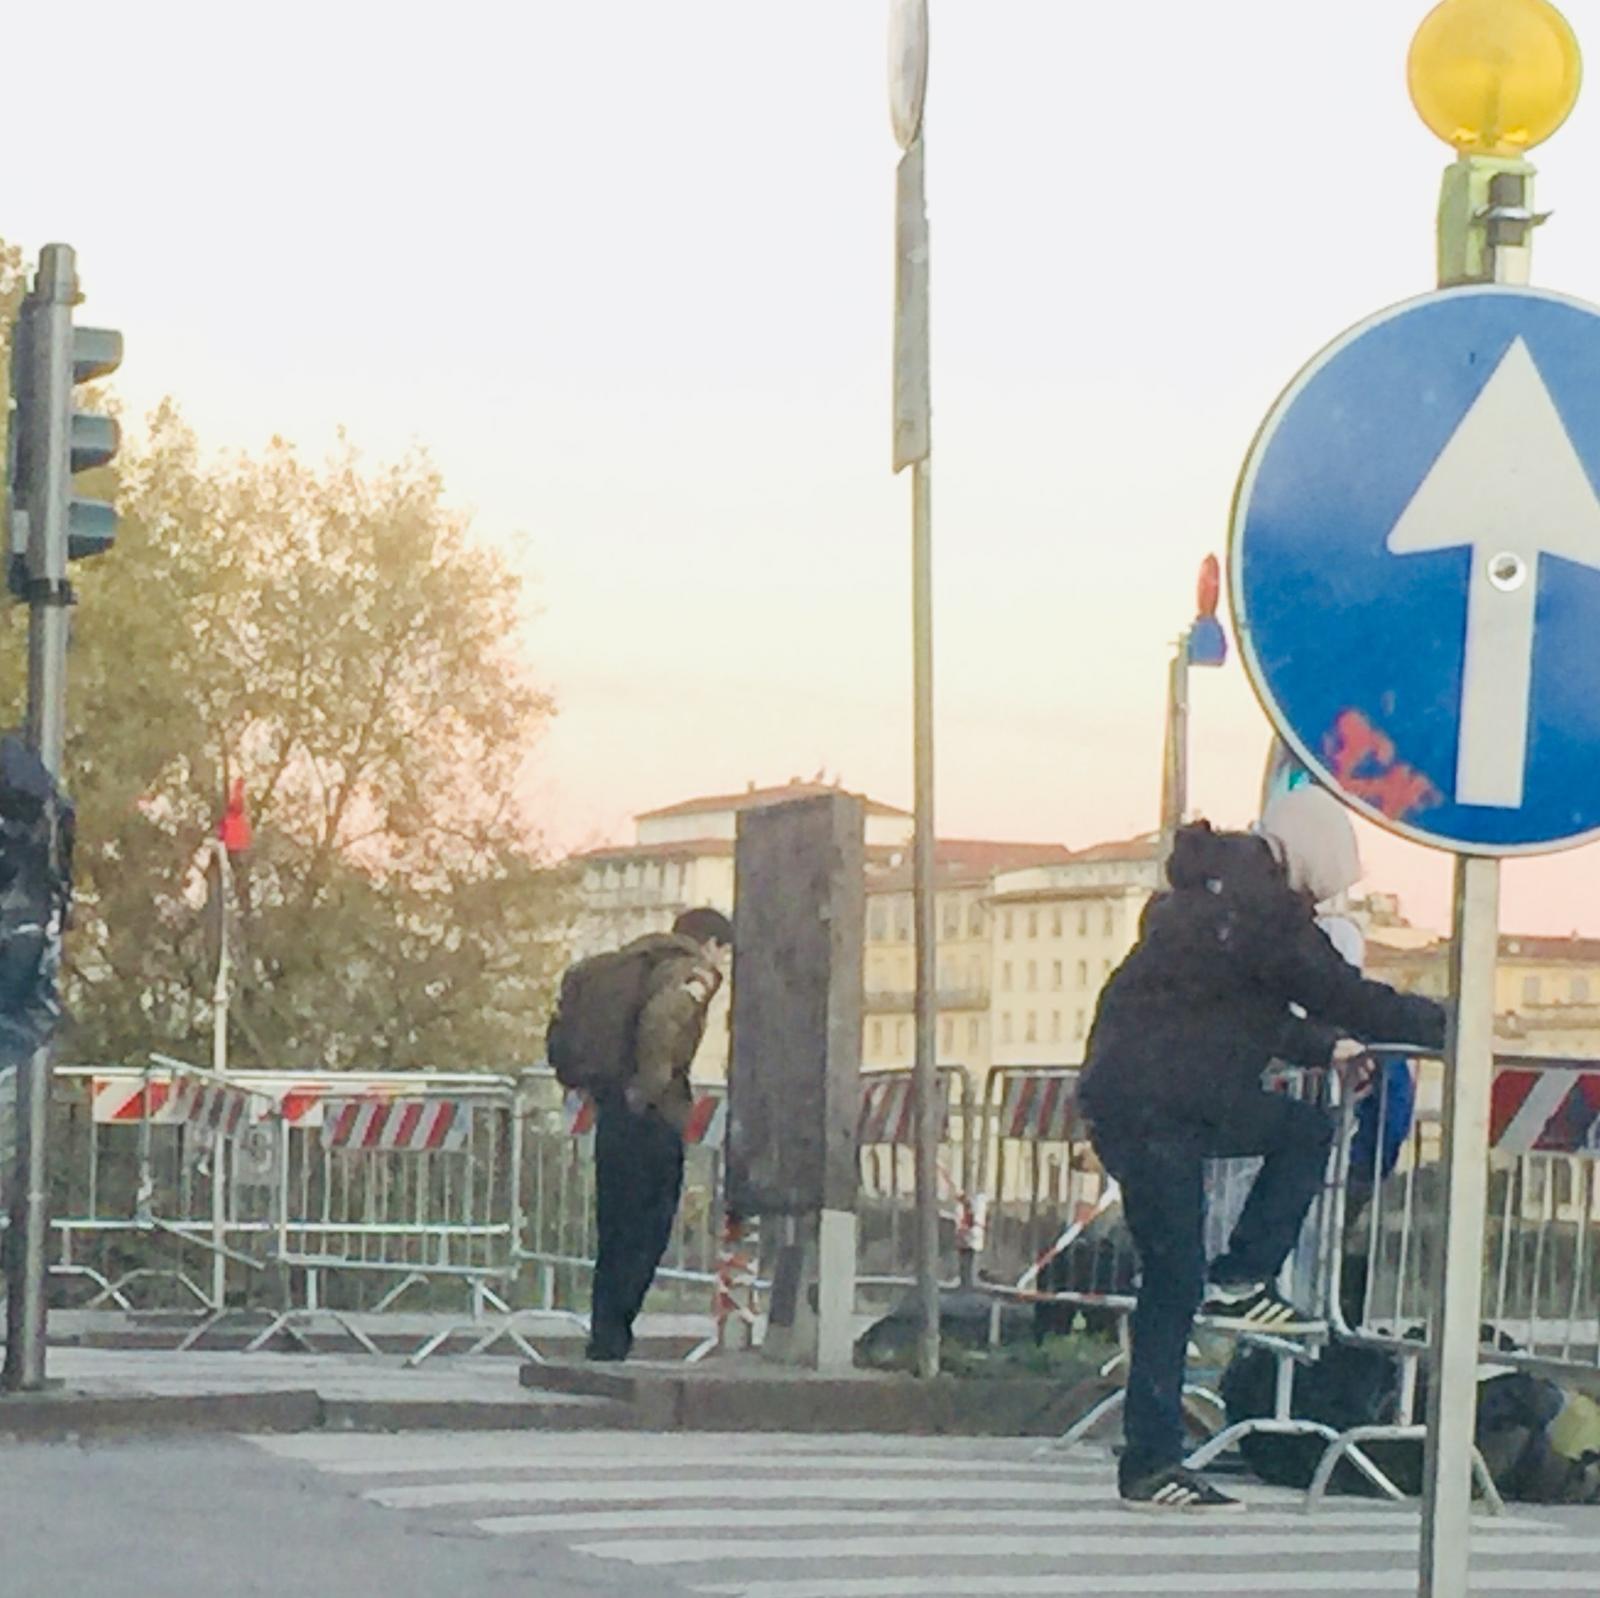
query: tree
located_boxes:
[0,241,571,1069]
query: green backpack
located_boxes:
[545,941,669,1092]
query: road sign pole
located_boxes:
[1419,148,1536,1598]
[1421,853,1499,1596]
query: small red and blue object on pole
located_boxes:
[1187,554,1228,667]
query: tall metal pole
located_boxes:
[1157,634,1189,863]
[210,839,231,1310]
[889,0,939,1378]
[1418,158,1532,1598]
[4,244,78,1391]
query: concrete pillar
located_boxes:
[726,793,864,1370]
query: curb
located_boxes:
[0,1389,323,1441]
[520,1359,1096,1435]
[0,1387,635,1441]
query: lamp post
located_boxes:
[888,0,939,1380]
[1405,6,1582,1595]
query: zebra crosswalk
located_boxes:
[248,1430,1600,1597]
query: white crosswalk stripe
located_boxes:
[250,1431,1600,1597]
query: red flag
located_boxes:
[219,777,252,854]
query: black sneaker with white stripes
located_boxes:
[1199,1280,1321,1334]
[1119,1464,1245,1513]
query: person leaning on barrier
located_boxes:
[1076,785,1446,1513]
[546,906,734,1363]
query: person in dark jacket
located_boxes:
[588,906,733,1362]
[1078,786,1446,1511]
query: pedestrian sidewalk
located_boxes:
[0,1332,1093,1441]
[0,1344,629,1439]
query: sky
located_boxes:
[7,0,1600,937]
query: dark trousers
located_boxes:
[589,1093,685,1358]
[1090,1091,1334,1486]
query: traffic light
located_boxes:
[6,244,122,600]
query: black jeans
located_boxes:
[1090,1091,1334,1487]
[589,1092,685,1358]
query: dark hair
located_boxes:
[674,907,734,947]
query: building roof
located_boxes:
[575,839,735,864]
[1366,934,1600,967]
[865,839,1075,893]
[637,780,912,822]
[1498,934,1600,964]
[1069,832,1162,863]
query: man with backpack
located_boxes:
[546,906,734,1362]
[1077,786,1446,1511]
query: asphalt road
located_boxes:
[5,1430,1600,1597]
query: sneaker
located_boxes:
[1120,1464,1245,1513]
[1199,1280,1321,1335]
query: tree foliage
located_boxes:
[0,239,570,1069]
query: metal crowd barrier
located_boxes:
[856,1065,977,1304]
[1307,1048,1600,1505]
[40,1059,525,1357]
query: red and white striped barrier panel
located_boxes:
[560,1089,727,1148]
[857,1072,953,1146]
[1491,1067,1600,1156]
[992,1070,1080,1142]
[92,1073,252,1136]
[321,1097,470,1153]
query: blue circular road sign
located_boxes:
[1231,286,1600,856]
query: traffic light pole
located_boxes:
[3,245,79,1392]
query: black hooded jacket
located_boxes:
[1077,824,1447,1132]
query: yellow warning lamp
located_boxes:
[1409,0,1582,156]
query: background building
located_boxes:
[571,783,1600,1086]
[571,780,1160,1083]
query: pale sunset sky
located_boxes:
[7,1,1600,937]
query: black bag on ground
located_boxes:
[1221,1340,1580,1501]
[1220,1341,1403,1494]
[545,942,663,1092]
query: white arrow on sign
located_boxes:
[1386,336,1600,810]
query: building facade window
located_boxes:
[1000,1013,1013,1044]
[895,1019,908,1053]
[1026,960,1038,991]
[1027,911,1038,939]
[1103,905,1115,937]
[968,903,984,937]
[941,1018,954,1055]
[894,900,911,941]
[1003,912,1014,941]
[1523,975,1542,1005]
[1574,975,1592,1003]
[967,1017,980,1049]
[1077,907,1089,936]
[1051,909,1063,938]
[1001,961,1013,991]
[1074,1008,1087,1039]
[942,898,960,938]
[870,1020,883,1055]
[1050,1010,1062,1042]
[1052,960,1063,990]
[1076,960,1089,988]
[1025,1011,1038,1043]
[869,903,888,942]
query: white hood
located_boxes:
[1259,785,1361,907]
